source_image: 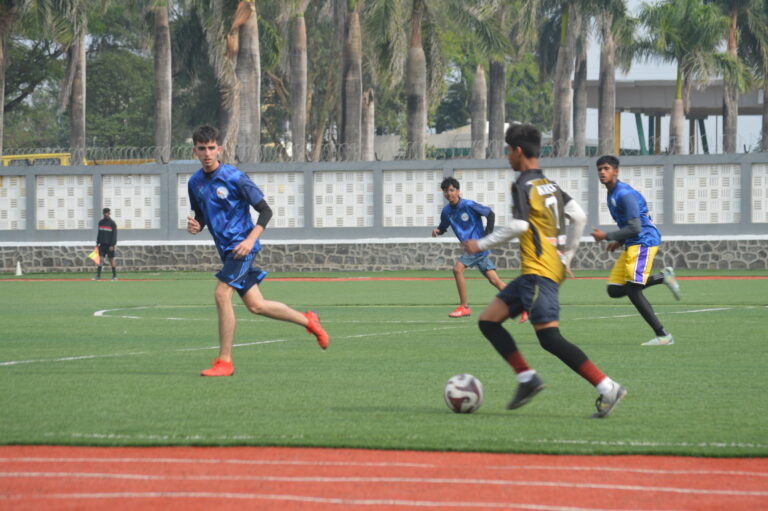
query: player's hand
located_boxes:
[431,229,440,238]
[232,239,254,259]
[463,239,481,254]
[591,227,606,242]
[606,241,620,252]
[186,216,201,235]
[565,266,575,279]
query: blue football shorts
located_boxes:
[458,252,497,273]
[216,251,268,298]
[497,274,560,324]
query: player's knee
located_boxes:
[607,285,626,298]
[535,327,563,353]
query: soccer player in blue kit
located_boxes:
[187,125,329,377]
[432,177,507,318]
[591,155,681,346]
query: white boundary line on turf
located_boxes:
[2,472,767,497]
[2,457,767,478]
[0,491,683,511]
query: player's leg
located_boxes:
[200,280,237,377]
[623,245,673,345]
[478,277,542,409]
[238,268,329,349]
[448,259,471,317]
[108,248,117,280]
[606,249,629,298]
[94,245,106,280]
[530,277,626,418]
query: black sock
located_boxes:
[479,320,518,359]
[626,283,667,336]
[535,327,589,373]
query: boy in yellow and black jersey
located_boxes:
[464,123,627,418]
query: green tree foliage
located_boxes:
[86,49,154,147]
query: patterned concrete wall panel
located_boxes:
[101,174,161,229]
[176,173,193,229]
[674,164,741,224]
[598,165,664,225]
[0,175,26,230]
[752,164,768,223]
[251,171,304,228]
[545,166,590,211]
[453,168,511,225]
[313,171,373,228]
[35,175,92,230]
[383,169,443,227]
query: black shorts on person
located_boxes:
[98,244,115,259]
[497,273,560,324]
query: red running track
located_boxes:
[1,445,767,510]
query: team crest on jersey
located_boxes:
[460,212,469,222]
[216,186,229,199]
[611,197,617,207]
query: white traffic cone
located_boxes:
[15,261,22,276]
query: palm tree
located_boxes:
[550,2,577,156]
[571,10,587,157]
[151,0,172,164]
[638,0,733,154]
[0,0,33,155]
[738,0,768,150]
[470,63,487,158]
[288,1,309,162]
[341,0,363,161]
[233,0,260,163]
[709,0,761,153]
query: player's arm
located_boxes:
[432,214,449,237]
[464,219,529,254]
[111,221,117,248]
[186,183,206,234]
[232,199,272,259]
[562,198,587,272]
[605,194,641,242]
[484,210,495,236]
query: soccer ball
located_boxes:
[444,373,484,413]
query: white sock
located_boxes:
[517,370,537,383]
[596,377,616,395]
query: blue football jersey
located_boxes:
[438,198,492,256]
[188,163,265,260]
[607,181,661,247]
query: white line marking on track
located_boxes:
[2,471,767,496]
[0,491,687,511]
[2,457,767,477]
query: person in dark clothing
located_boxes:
[94,208,118,281]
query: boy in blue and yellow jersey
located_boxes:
[432,177,506,318]
[187,125,328,377]
[464,123,626,418]
[591,155,681,346]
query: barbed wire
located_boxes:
[2,133,764,166]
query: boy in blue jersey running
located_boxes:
[187,125,328,377]
[432,177,509,318]
[591,155,681,346]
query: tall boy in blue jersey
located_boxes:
[591,155,681,346]
[465,123,626,418]
[432,177,506,318]
[187,125,328,377]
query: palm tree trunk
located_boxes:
[598,17,615,156]
[0,37,6,156]
[236,1,260,163]
[341,3,362,161]
[723,10,738,154]
[470,64,487,159]
[488,58,505,159]
[670,67,685,154]
[406,0,426,160]
[762,83,768,152]
[572,34,587,158]
[488,5,506,159]
[551,5,575,157]
[153,3,172,164]
[69,33,86,165]
[361,88,375,161]
[290,13,307,162]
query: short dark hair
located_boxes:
[440,177,460,191]
[505,123,541,158]
[192,125,220,145]
[102,208,110,214]
[596,155,620,168]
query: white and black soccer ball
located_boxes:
[444,373,484,413]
